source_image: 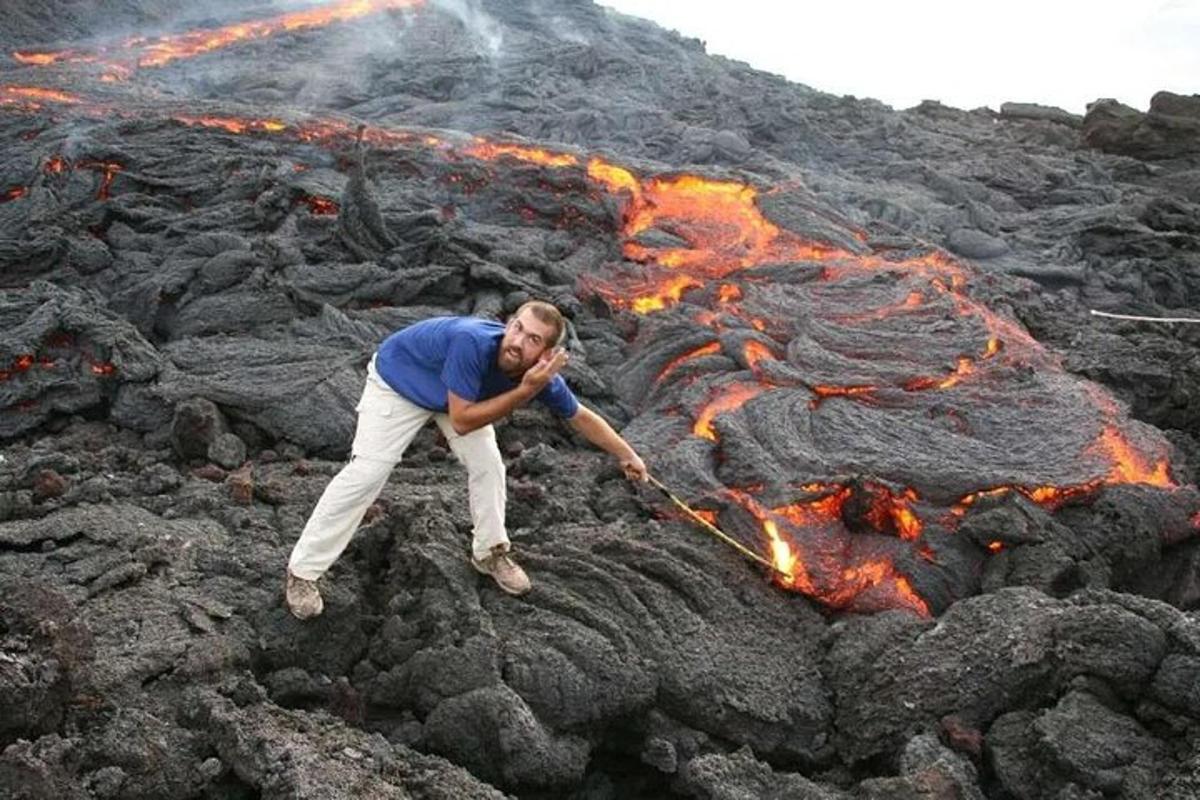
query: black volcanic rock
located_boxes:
[1083,91,1200,160]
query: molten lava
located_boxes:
[175,115,287,135]
[464,140,579,168]
[656,342,721,383]
[12,0,424,74]
[0,85,82,109]
[743,341,774,371]
[718,283,743,303]
[6,81,1179,616]
[78,161,122,200]
[630,275,704,314]
[302,195,340,216]
[1095,425,1173,487]
[693,383,764,441]
[1,187,27,203]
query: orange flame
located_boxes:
[1,186,27,203]
[762,519,811,590]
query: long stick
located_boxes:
[645,474,786,574]
[1090,309,1200,324]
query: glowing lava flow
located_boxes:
[0,85,82,109]
[7,93,1179,613]
[1096,425,1173,487]
[656,342,721,383]
[464,140,579,168]
[731,489,930,616]
[13,0,423,74]
[586,159,844,277]
[743,340,774,371]
[693,383,764,441]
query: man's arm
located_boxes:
[447,348,569,435]
[568,405,648,481]
[448,385,535,435]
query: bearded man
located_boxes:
[285,301,647,618]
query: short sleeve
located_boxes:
[441,333,485,401]
[536,374,579,419]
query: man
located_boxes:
[285,300,648,618]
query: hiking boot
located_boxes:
[471,545,532,596]
[285,570,324,619]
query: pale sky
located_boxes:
[600,0,1200,113]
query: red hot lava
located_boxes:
[13,1,425,75]
[6,88,1185,615]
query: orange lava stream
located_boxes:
[693,383,764,441]
[947,424,1173,520]
[12,0,424,73]
[631,275,704,314]
[743,340,774,370]
[656,342,721,383]
[175,115,286,135]
[77,161,122,200]
[302,195,340,215]
[731,488,930,616]
[0,85,82,107]
[1095,425,1173,487]
[586,159,844,277]
[810,384,876,407]
[464,140,579,168]
[7,94,1179,612]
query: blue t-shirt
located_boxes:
[375,316,579,419]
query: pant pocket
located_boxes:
[356,381,395,417]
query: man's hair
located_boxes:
[513,300,566,347]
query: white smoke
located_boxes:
[428,0,504,58]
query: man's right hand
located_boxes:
[520,347,568,396]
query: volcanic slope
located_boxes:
[2,1,1200,798]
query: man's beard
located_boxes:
[499,346,527,377]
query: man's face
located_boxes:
[498,309,557,375]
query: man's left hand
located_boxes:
[620,452,648,482]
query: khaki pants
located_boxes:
[287,357,508,580]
